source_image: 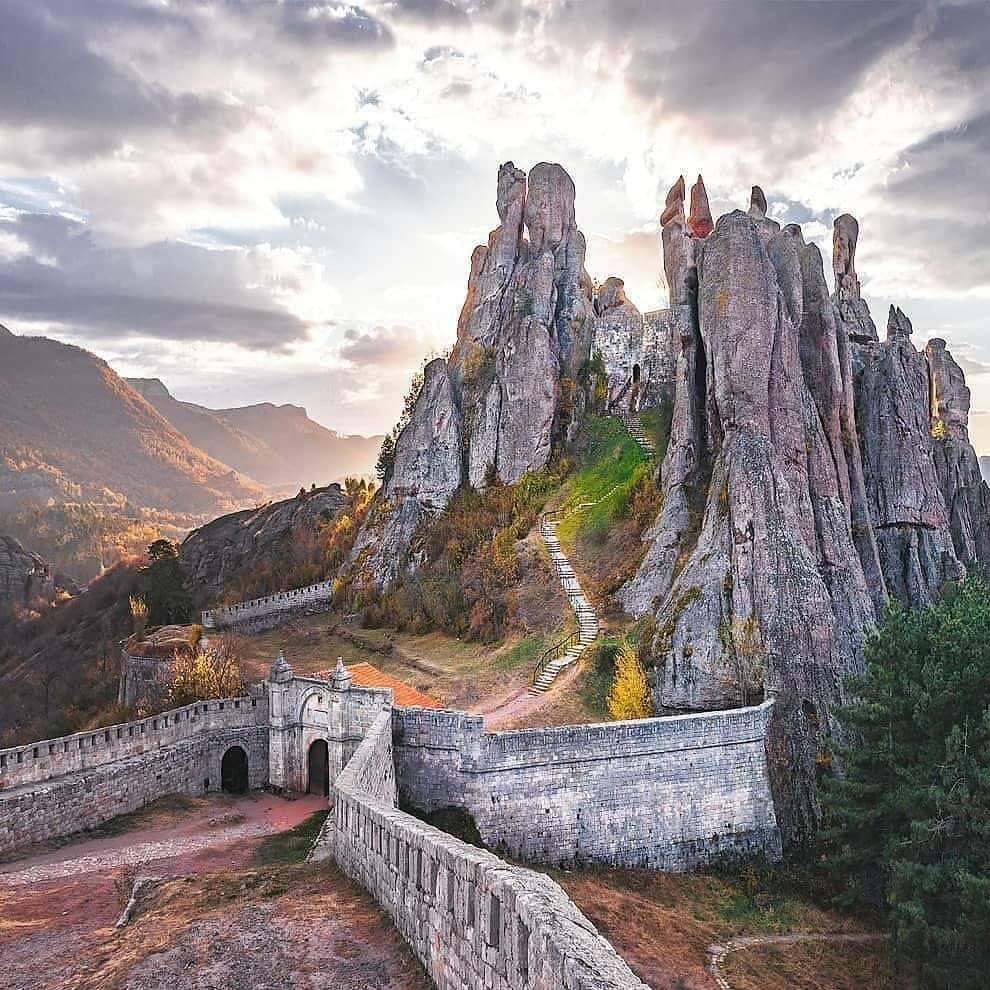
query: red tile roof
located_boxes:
[313,661,440,709]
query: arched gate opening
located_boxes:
[308,739,330,796]
[221,745,249,794]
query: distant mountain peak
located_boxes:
[0,323,12,336]
[126,377,173,400]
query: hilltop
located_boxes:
[0,333,265,516]
[128,378,381,494]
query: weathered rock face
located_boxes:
[352,162,596,590]
[0,535,66,609]
[351,359,463,590]
[181,486,349,601]
[623,191,990,843]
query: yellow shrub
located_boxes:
[606,639,654,721]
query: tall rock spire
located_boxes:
[687,174,713,239]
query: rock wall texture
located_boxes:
[181,485,348,600]
[326,709,651,990]
[0,696,268,854]
[0,534,73,609]
[352,161,597,590]
[393,701,781,870]
[621,180,990,843]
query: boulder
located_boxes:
[0,535,61,609]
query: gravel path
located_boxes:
[707,931,885,989]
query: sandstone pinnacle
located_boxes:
[688,174,713,238]
[659,175,686,227]
[749,185,768,219]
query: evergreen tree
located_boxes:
[141,539,192,627]
[824,578,990,989]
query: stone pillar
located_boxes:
[267,650,295,791]
[327,657,353,786]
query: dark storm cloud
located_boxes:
[0,213,308,349]
[526,0,922,143]
[0,1,245,146]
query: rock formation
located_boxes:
[352,162,597,590]
[182,485,349,600]
[0,535,71,610]
[622,189,990,843]
[687,175,714,239]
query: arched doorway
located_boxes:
[221,745,249,794]
[632,363,641,384]
[308,739,329,796]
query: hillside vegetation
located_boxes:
[0,333,264,515]
[130,378,381,494]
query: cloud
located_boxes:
[0,212,319,349]
[380,0,469,26]
[340,324,441,368]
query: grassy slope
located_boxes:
[557,867,892,990]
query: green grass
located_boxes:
[555,416,647,552]
[579,638,620,719]
[253,809,329,866]
[492,632,550,671]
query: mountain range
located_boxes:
[0,329,381,519]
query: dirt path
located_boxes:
[477,659,583,728]
[0,792,430,990]
[707,932,885,989]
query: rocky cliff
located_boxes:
[181,485,349,602]
[621,178,990,842]
[352,162,596,589]
[0,535,74,610]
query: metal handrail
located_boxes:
[531,629,581,686]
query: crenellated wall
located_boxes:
[202,579,333,629]
[326,710,651,990]
[393,700,781,870]
[0,696,269,855]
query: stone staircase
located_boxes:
[620,413,656,457]
[530,516,601,694]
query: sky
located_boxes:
[0,0,988,446]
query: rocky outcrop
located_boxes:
[181,486,349,601]
[351,359,463,589]
[352,162,597,589]
[622,188,990,843]
[687,175,714,239]
[0,535,69,609]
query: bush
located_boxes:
[606,638,654,721]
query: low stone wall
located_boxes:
[0,697,269,855]
[202,580,333,630]
[394,700,781,870]
[328,710,649,990]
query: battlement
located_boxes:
[327,710,650,990]
[202,579,333,629]
[0,695,267,791]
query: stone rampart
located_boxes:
[328,710,650,990]
[118,649,181,707]
[393,700,781,870]
[202,579,333,630]
[0,696,268,855]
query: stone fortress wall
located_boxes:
[201,579,333,630]
[394,700,781,870]
[0,696,269,855]
[118,649,182,707]
[324,709,651,990]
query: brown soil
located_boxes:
[554,867,892,990]
[0,792,429,990]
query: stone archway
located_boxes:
[633,362,641,384]
[307,739,329,796]
[221,745,249,794]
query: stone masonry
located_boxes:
[394,700,781,870]
[201,579,333,630]
[323,709,652,990]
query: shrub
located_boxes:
[606,638,654,721]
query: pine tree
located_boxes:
[824,578,990,990]
[606,638,653,721]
